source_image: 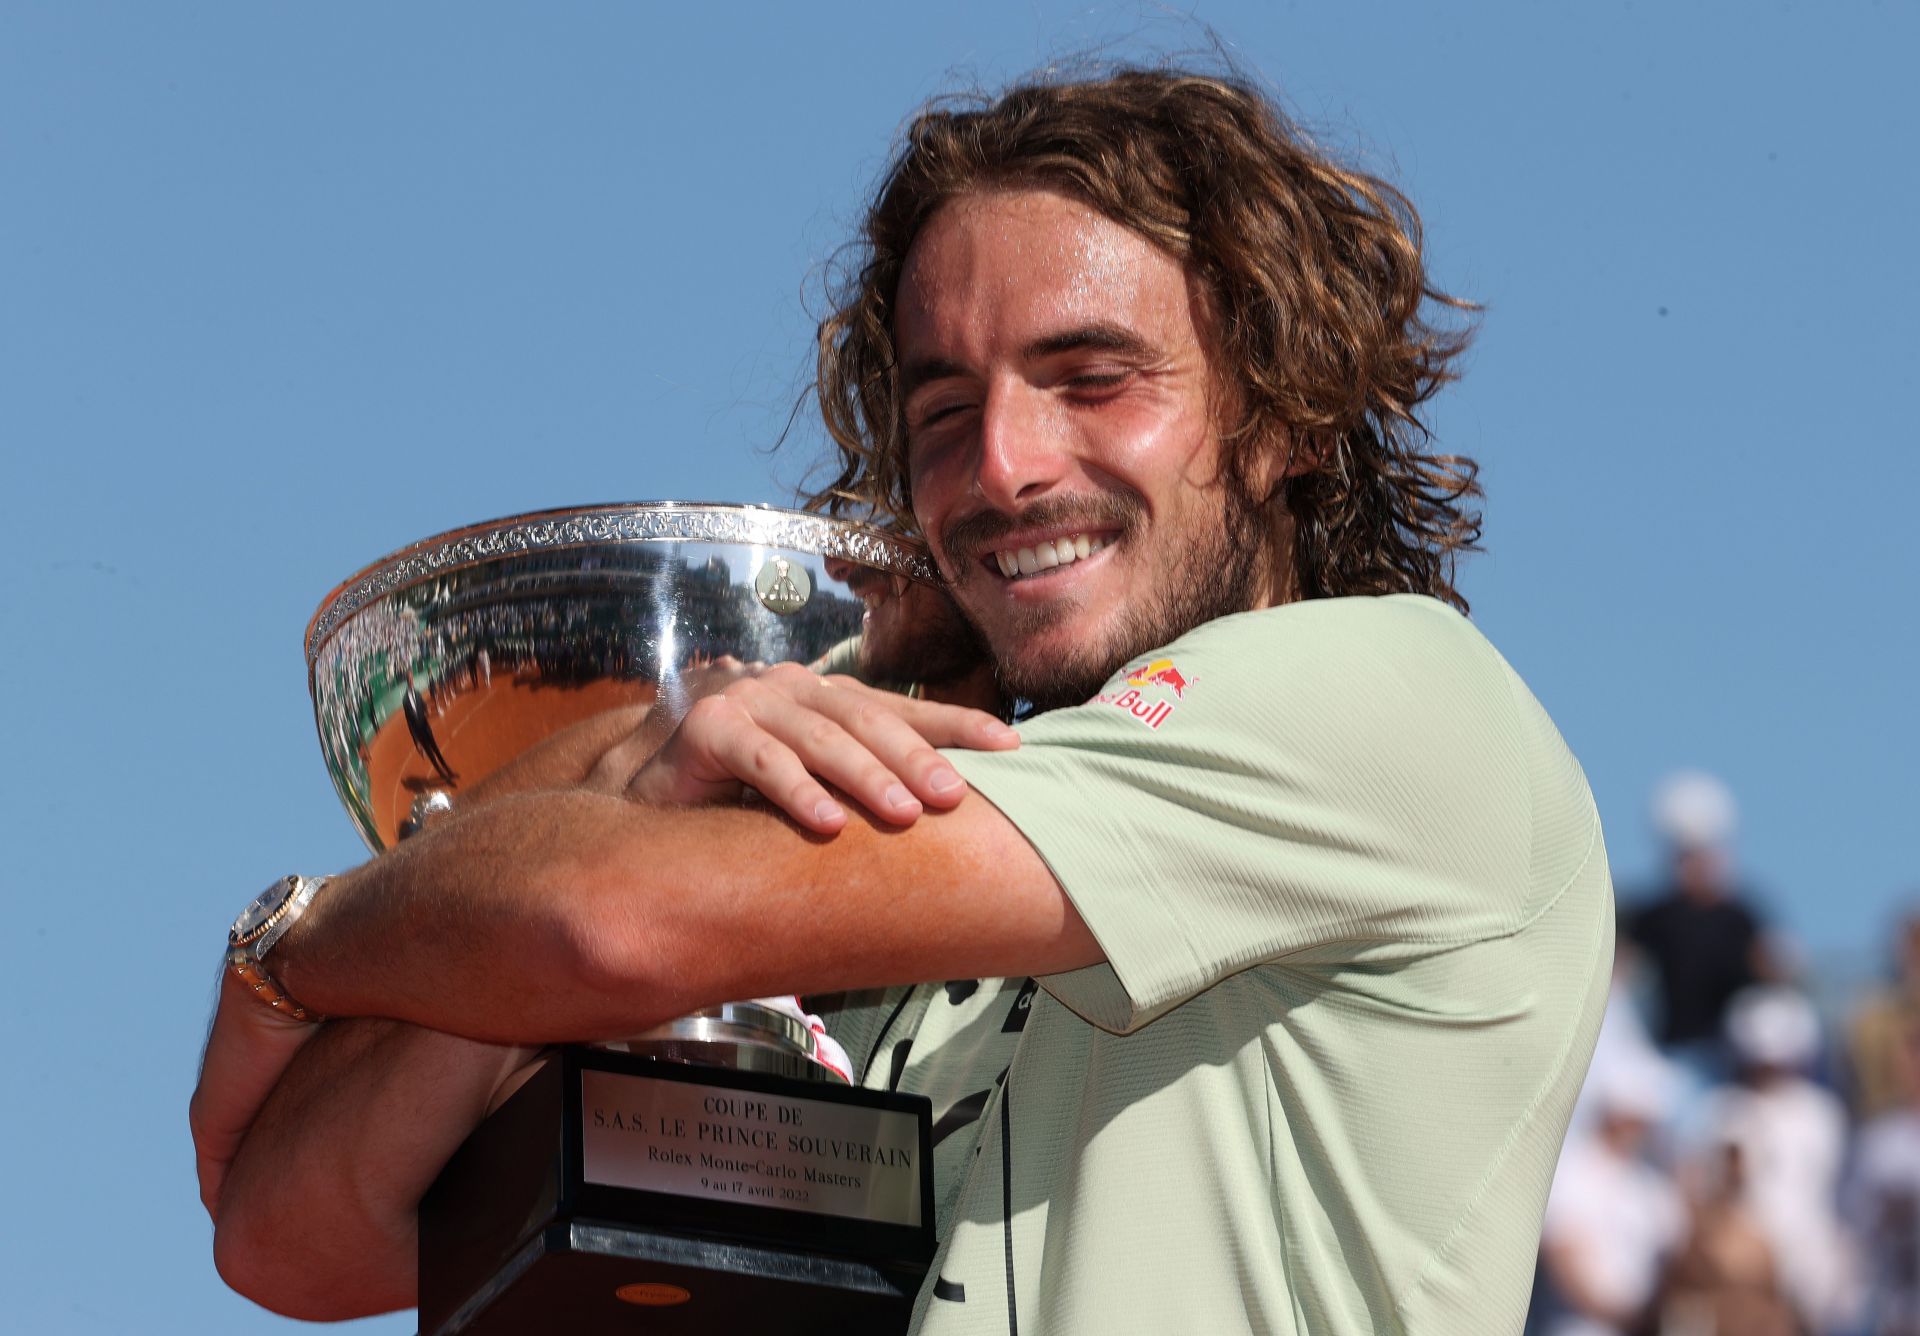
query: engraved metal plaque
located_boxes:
[581,1069,925,1228]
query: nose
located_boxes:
[972,381,1069,513]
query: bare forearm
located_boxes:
[274,788,694,1043]
[272,763,1090,1044]
[214,1016,537,1321]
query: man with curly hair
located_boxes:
[195,66,1611,1333]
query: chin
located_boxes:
[993,638,1130,713]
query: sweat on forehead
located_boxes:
[893,190,1203,393]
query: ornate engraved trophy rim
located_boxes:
[304,500,940,666]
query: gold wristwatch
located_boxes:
[226,874,331,1022]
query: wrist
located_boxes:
[266,867,350,1018]
[226,874,337,1023]
[219,966,325,1043]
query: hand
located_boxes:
[189,968,325,1223]
[435,658,764,815]
[618,662,1018,834]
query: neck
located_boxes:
[919,664,1004,713]
[1252,499,1300,610]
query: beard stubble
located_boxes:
[940,486,1265,713]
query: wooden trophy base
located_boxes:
[418,1046,934,1336]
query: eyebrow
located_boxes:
[1023,323,1154,362]
[899,323,1156,398]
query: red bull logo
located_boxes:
[1093,656,1196,729]
[1105,687,1174,729]
[1123,657,1195,698]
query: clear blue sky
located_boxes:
[2,3,1913,1330]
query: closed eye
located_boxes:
[908,396,977,430]
[1060,368,1137,400]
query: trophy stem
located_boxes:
[598,1000,843,1084]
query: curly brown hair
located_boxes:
[805,65,1482,612]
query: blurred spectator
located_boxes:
[1658,1141,1801,1336]
[1846,1020,1920,1335]
[1689,986,1860,1332]
[1849,908,1920,1122]
[1623,771,1775,1073]
[1540,1052,1687,1336]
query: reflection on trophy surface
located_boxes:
[305,501,953,1334]
[307,503,938,843]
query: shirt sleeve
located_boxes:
[943,595,1568,1034]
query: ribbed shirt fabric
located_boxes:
[839,594,1612,1335]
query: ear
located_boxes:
[1246,432,1320,502]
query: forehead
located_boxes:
[894,188,1197,359]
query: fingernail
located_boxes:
[885,783,919,811]
[928,766,964,795]
[981,719,1018,740]
[814,799,845,824]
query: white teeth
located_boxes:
[991,533,1110,579]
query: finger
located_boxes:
[740,675,964,816]
[812,673,1018,752]
[724,682,928,823]
[629,699,848,834]
[883,692,1021,751]
[807,676,1021,805]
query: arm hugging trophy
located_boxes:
[301,501,942,1336]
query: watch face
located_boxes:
[231,876,295,942]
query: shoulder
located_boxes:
[965,593,1596,936]
[1164,592,1500,684]
[1790,1078,1850,1127]
[1027,594,1527,754]
[1046,594,1565,832]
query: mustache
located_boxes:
[940,494,1144,564]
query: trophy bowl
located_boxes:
[304,501,947,1336]
[306,500,940,852]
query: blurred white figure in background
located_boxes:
[1541,1050,1687,1336]
[1846,1019,1920,1336]
[1691,985,1861,1333]
[1651,770,1739,853]
[1651,767,1743,852]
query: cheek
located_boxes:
[908,437,968,518]
[1088,397,1221,489]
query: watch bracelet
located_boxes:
[228,874,332,1023]
[228,952,326,1023]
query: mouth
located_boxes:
[985,531,1115,581]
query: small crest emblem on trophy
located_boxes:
[754,557,810,615]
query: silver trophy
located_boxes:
[305,501,949,1335]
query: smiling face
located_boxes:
[898,188,1278,708]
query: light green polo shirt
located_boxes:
[852,594,1612,1335]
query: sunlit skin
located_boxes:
[898,189,1281,707]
